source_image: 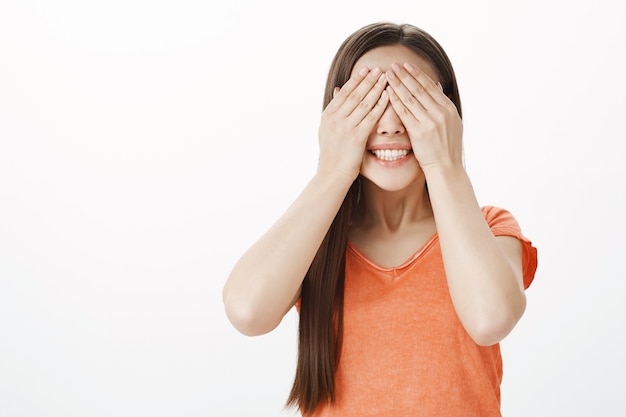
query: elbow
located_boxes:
[223,294,280,337]
[466,324,512,347]
[465,297,527,346]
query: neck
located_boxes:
[354,176,432,234]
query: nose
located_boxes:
[376,103,405,136]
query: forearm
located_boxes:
[222,171,354,336]
[424,165,526,345]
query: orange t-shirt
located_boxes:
[309,206,538,417]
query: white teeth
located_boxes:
[371,149,409,161]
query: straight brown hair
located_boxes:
[287,22,463,416]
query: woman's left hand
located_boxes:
[385,62,463,173]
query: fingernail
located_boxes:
[378,73,387,84]
[371,67,381,77]
[437,82,443,91]
[359,67,369,76]
[403,62,415,71]
[391,63,401,72]
[386,70,396,80]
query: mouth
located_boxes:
[369,149,412,161]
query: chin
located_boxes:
[360,164,424,193]
[360,174,423,193]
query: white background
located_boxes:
[1,0,624,416]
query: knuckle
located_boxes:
[336,90,348,102]
[410,84,425,96]
[404,94,417,106]
[365,111,378,123]
[348,90,362,103]
[398,105,411,116]
[431,110,445,124]
[357,99,370,110]
[446,102,460,115]
[423,81,437,93]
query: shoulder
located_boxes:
[480,205,531,240]
[480,204,533,242]
[481,205,538,289]
[480,205,520,228]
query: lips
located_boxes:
[369,149,411,161]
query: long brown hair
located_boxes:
[287,22,463,415]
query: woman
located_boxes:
[222,22,538,416]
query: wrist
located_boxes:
[422,162,467,182]
[315,167,358,188]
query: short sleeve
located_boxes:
[481,206,538,289]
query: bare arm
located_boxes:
[222,66,389,336]
[222,171,353,336]
[422,167,525,346]
[386,62,525,345]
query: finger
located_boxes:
[324,66,370,114]
[401,63,461,120]
[385,86,421,133]
[386,66,429,122]
[387,63,439,113]
[347,72,388,125]
[335,67,385,119]
[401,62,450,108]
[354,87,389,134]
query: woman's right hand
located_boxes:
[317,67,389,181]
[223,68,388,337]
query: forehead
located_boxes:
[352,44,440,83]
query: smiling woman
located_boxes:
[2,1,626,416]
[222,21,538,417]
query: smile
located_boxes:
[370,149,411,161]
